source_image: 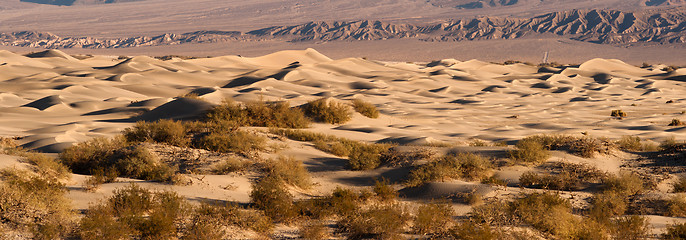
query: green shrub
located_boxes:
[196,130,266,155]
[263,156,311,189]
[664,222,686,239]
[206,99,310,128]
[250,175,298,222]
[405,152,492,187]
[303,98,352,124]
[414,201,455,236]
[509,138,550,163]
[122,119,189,146]
[338,204,410,239]
[352,99,379,118]
[79,184,188,240]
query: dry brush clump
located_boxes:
[60,137,176,183]
[270,129,392,170]
[0,169,74,239]
[302,98,352,124]
[511,134,613,160]
[351,99,379,119]
[337,203,411,239]
[123,119,190,147]
[205,99,310,128]
[405,152,493,187]
[519,162,606,191]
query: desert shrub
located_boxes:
[518,134,613,158]
[270,129,392,170]
[303,98,352,124]
[609,215,650,240]
[675,177,686,193]
[414,201,455,236]
[405,152,492,187]
[61,137,174,182]
[664,222,686,239]
[617,135,642,152]
[192,202,273,235]
[196,130,266,155]
[469,139,489,147]
[373,178,398,202]
[589,191,628,220]
[206,99,310,128]
[481,175,508,186]
[519,163,606,191]
[299,221,329,240]
[263,156,311,189]
[347,143,392,170]
[380,147,436,166]
[449,220,497,240]
[338,203,410,239]
[0,169,74,239]
[250,175,299,222]
[611,109,627,118]
[600,171,645,196]
[670,119,685,126]
[509,192,579,238]
[84,167,119,190]
[299,187,362,219]
[661,136,686,153]
[211,157,249,174]
[667,195,686,217]
[122,119,189,146]
[17,151,71,180]
[352,99,379,118]
[78,184,188,240]
[509,138,550,163]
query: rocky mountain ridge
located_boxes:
[3,8,685,49]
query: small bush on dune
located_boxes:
[299,187,362,219]
[122,119,189,146]
[413,201,455,236]
[449,220,497,240]
[299,221,329,240]
[196,130,266,155]
[206,99,310,128]
[263,156,311,189]
[338,203,410,239]
[60,137,175,182]
[211,157,249,174]
[589,191,628,220]
[405,152,492,187]
[514,134,612,158]
[352,99,379,119]
[610,215,651,240]
[611,109,627,118]
[250,175,299,223]
[660,136,686,154]
[617,135,642,152]
[674,177,686,193]
[347,143,392,170]
[509,192,579,238]
[509,138,550,163]
[373,178,398,202]
[303,98,352,124]
[600,171,645,197]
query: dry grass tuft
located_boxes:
[338,203,410,239]
[406,152,492,187]
[249,175,299,223]
[123,119,189,146]
[263,156,311,189]
[196,130,266,155]
[413,201,455,236]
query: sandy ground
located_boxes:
[1,48,686,238]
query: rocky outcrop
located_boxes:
[2,8,686,49]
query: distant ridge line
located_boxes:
[2,8,686,49]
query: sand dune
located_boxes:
[1,48,684,153]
